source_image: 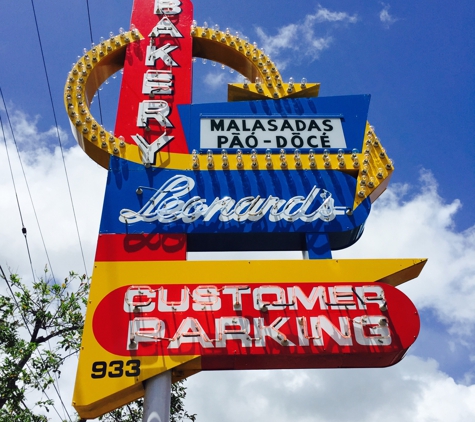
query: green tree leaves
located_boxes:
[0,268,195,421]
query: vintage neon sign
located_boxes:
[91,282,418,362]
[64,0,426,418]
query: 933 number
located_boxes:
[91,360,141,379]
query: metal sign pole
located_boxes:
[142,370,171,422]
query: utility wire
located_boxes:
[85,0,104,125]
[0,88,54,283]
[1,92,71,421]
[2,103,65,420]
[28,0,89,279]
[22,0,94,418]
[0,100,36,284]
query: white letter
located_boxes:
[361,285,387,311]
[127,317,165,350]
[146,43,179,67]
[168,318,214,349]
[354,316,391,346]
[192,286,221,311]
[124,286,156,313]
[329,285,357,310]
[254,317,295,347]
[143,70,173,96]
[137,100,173,128]
[253,286,288,311]
[158,287,189,312]
[182,197,209,223]
[310,316,352,346]
[155,0,182,15]
[222,286,251,310]
[149,17,183,38]
[215,317,252,348]
[288,286,328,311]
[119,175,195,224]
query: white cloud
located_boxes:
[2,107,72,155]
[255,6,357,68]
[334,170,475,330]
[203,70,228,90]
[309,7,358,24]
[379,3,398,27]
[186,356,475,422]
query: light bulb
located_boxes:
[221,149,229,169]
[251,149,258,168]
[358,187,366,198]
[236,149,244,169]
[265,149,273,169]
[192,149,199,169]
[308,149,316,169]
[294,149,302,168]
[207,150,214,169]
[280,149,288,169]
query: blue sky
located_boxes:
[1,0,475,421]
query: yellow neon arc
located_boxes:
[64,29,393,209]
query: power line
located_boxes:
[1,99,70,421]
[28,0,89,279]
[85,0,104,125]
[0,94,36,283]
[0,88,55,278]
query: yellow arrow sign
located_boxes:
[73,258,426,418]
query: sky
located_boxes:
[0,0,474,421]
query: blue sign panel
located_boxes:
[178,95,371,154]
[100,157,371,242]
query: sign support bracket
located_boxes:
[305,233,332,259]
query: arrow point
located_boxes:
[228,83,320,102]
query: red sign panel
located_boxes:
[115,0,193,155]
[93,282,419,369]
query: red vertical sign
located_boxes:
[115,0,194,156]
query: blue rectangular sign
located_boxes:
[100,158,371,240]
[178,95,371,153]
